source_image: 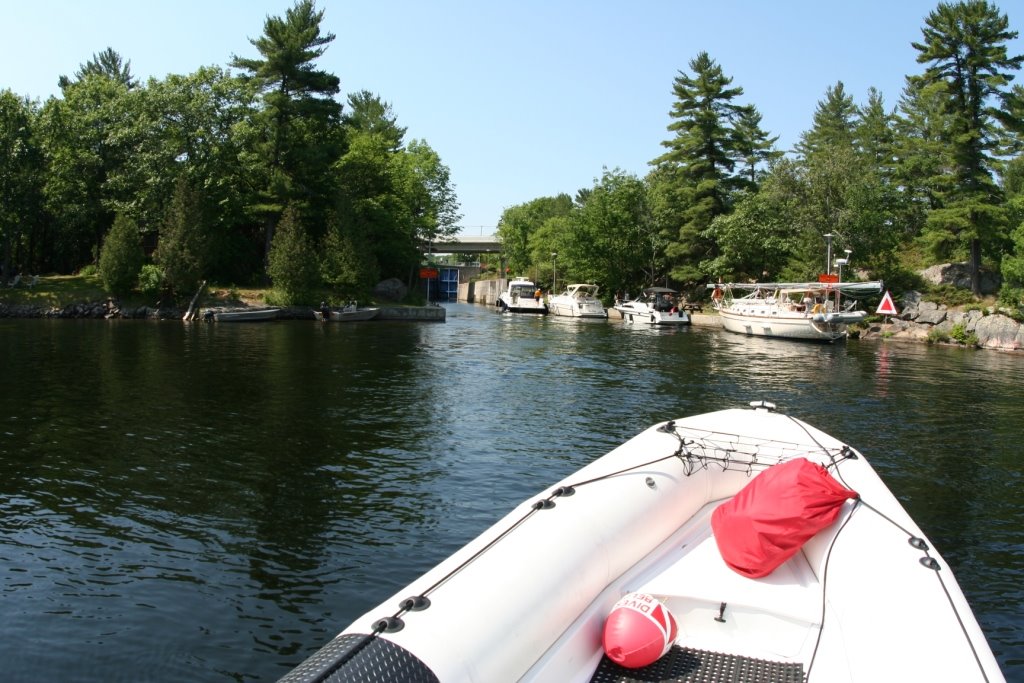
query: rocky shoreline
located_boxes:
[858,291,1023,352]
[0,299,447,322]
[3,294,1021,351]
[0,300,318,320]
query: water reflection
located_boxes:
[0,310,1020,681]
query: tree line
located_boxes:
[2,1,1023,310]
[0,0,461,304]
[496,0,1024,311]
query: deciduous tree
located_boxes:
[0,90,42,280]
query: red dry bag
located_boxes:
[711,457,858,578]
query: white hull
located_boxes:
[498,277,548,314]
[711,280,880,342]
[615,304,690,325]
[548,298,606,318]
[283,405,1002,683]
[719,309,862,341]
[499,299,548,313]
[548,284,607,319]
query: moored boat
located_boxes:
[614,286,690,325]
[281,402,1003,683]
[314,302,379,322]
[709,280,882,342]
[547,284,607,319]
[497,277,548,314]
[207,307,280,322]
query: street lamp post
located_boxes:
[834,250,851,308]
[551,252,557,292]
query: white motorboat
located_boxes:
[497,277,548,314]
[614,286,690,325]
[207,307,280,322]
[314,302,379,322]
[709,281,882,342]
[547,284,607,319]
[281,402,1003,683]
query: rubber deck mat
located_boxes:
[278,633,439,683]
[590,645,805,683]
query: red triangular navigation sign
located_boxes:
[876,290,898,316]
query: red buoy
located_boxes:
[602,592,678,668]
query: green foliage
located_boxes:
[267,204,320,304]
[926,326,950,344]
[231,0,343,262]
[137,263,164,296]
[334,127,413,279]
[37,75,134,271]
[497,194,573,276]
[0,90,44,279]
[997,285,1024,320]
[653,52,770,283]
[344,90,407,151]
[560,169,656,294]
[1002,211,1024,288]
[949,322,979,346]
[156,178,207,301]
[924,283,978,307]
[703,187,795,281]
[58,47,138,90]
[795,81,858,156]
[909,0,1023,293]
[873,264,925,297]
[7,1,1024,314]
[98,213,144,296]
[399,139,462,245]
[321,223,377,297]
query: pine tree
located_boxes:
[231,0,343,263]
[795,81,858,158]
[652,52,753,283]
[910,0,1023,293]
[58,47,138,90]
[733,105,782,189]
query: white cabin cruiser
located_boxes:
[497,277,548,314]
[547,284,607,319]
[281,402,1002,683]
[614,287,690,325]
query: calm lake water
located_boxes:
[1,303,1021,681]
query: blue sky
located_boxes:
[4,1,1023,236]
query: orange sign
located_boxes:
[817,273,839,283]
[419,267,438,279]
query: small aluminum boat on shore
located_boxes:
[207,308,280,322]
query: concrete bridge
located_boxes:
[423,234,502,254]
